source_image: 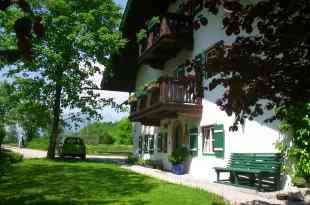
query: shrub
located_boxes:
[99,133,114,145]
[127,153,138,165]
[0,151,23,163]
[168,147,190,165]
[276,102,310,181]
[0,151,23,175]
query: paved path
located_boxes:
[3,146,128,164]
[123,165,289,205]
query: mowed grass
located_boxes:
[26,138,49,150]
[0,159,229,205]
[23,138,133,155]
[86,144,132,155]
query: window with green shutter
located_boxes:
[138,136,142,154]
[143,135,149,153]
[202,124,225,158]
[189,127,198,156]
[157,134,162,153]
[162,133,168,153]
[212,124,225,158]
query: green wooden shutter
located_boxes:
[189,127,198,156]
[162,133,168,153]
[213,124,225,158]
[157,135,162,153]
[138,136,142,154]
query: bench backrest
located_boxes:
[228,153,282,173]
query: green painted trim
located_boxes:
[203,153,216,156]
[120,0,134,31]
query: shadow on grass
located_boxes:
[0,160,155,205]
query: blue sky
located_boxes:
[115,0,127,8]
[0,0,129,130]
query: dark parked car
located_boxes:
[58,137,86,160]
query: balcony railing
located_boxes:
[138,13,193,69]
[129,76,202,126]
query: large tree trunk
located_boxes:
[47,83,62,159]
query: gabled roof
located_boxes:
[101,0,173,92]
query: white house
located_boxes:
[102,0,284,190]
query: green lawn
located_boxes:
[0,159,228,205]
[26,138,49,150]
[7,138,133,156]
[86,144,132,155]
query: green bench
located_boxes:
[214,153,282,191]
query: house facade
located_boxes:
[103,0,282,183]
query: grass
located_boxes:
[0,159,228,205]
[86,144,132,155]
[26,137,49,150]
[0,150,23,175]
[5,138,133,156]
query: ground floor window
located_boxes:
[157,135,162,153]
[143,135,149,153]
[138,136,142,154]
[189,127,198,156]
[142,135,155,154]
[202,124,225,158]
[162,133,168,153]
[149,135,154,154]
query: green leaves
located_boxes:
[277,102,310,181]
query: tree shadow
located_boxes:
[0,160,156,205]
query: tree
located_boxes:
[2,0,125,158]
[0,0,44,62]
[0,79,51,142]
[188,0,310,129]
[112,118,132,145]
[9,78,51,142]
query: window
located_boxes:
[162,133,168,153]
[138,136,142,154]
[189,127,198,156]
[142,135,154,154]
[157,135,162,153]
[143,135,149,153]
[202,124,225,158]
[149,135,154,154]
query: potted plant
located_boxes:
[146,16,160,32]
[168,147,190,175]
[136,29,147,55]
[128,94,138,104]
[146,16,160,49]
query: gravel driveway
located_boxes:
[3,146,128,164]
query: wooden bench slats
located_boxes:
[214,153,282,191]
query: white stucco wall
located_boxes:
[132,0,282,184]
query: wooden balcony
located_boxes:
[129,77,202,126]
[138,13,193,69]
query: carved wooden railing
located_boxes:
[139,13,192,57]
[130,77,201,115]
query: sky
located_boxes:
[0,0,129,130]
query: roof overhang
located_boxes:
[101,0,173,92]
